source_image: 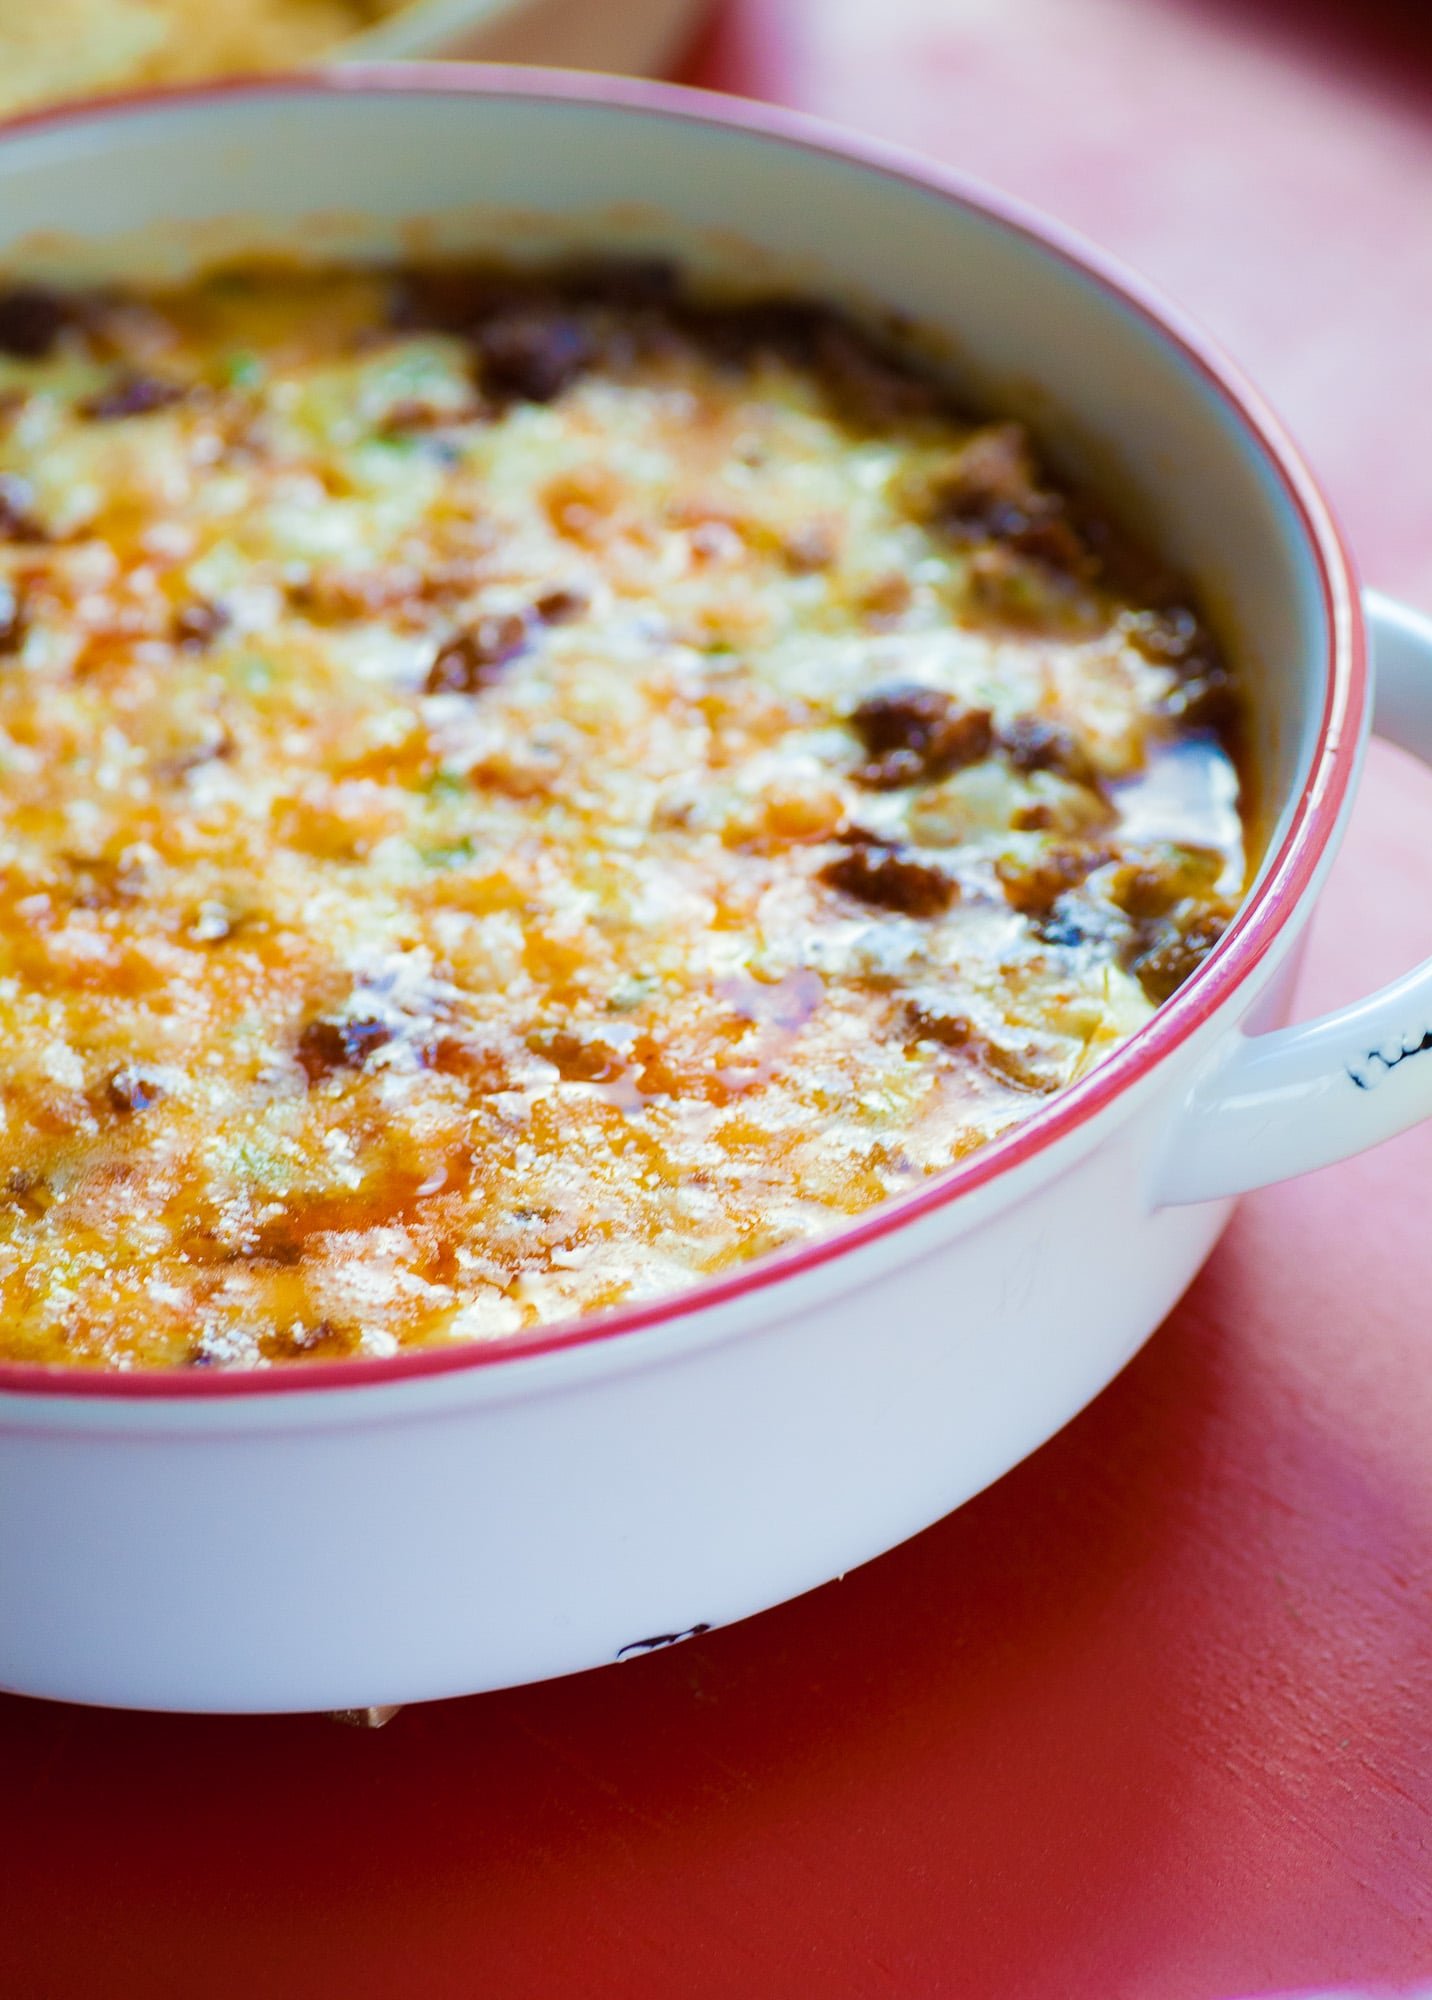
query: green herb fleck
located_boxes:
[223,351,265,391]
[231,654,274,693]
[420,837,477,870]
[607,973,659,1014]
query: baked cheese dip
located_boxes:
[0,261,1245,1369]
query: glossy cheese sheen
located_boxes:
[0,264,1244,1369]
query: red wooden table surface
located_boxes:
[6,5,1432,1996]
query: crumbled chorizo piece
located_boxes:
[107,1066,164,1115]
[1110,845,1223,922]
[0,472,46,543]
[379,399,437,434]
[782,521,840,574]
[0,579,24,655]
[690,296,834,367]
[558,256,679,310]
[941,424,1033,514]
[1111,865,1178,923]
[684,295,925,414]
[425,613,530,695]
[64,850,149,910]
[929,423,1093,577]
[821,841,958,916]
[1124,605,1238,731]
[850,683,995,790]
[527,1027,626,1083]
[1033,900,1101,950]
[811,321,941,427]
[1000,714,1097,786]
[296,1016,393,1084]
[857,572,912,624]
[172,599,229,652]
[81,373,187,421]
[1128,907,1230,1003]
[965,545,1051,624]
[1163,661,1238,732]
[422,1036,508,1091]
[996,841,1108,916]
[904,1002,974,1048]
[477,312,594,404]
[533,586,588,625]
[1004,511,1091,576]
[0,285,72,360]
[695,297,937,418]
[5,1169,51,1220]
[388,264,528,336]
[391,260,632,384]
[851,683,940,757]
[904,1002,1056,1093]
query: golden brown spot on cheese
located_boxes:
[171,597,228,651]
[0,258,1248,1370]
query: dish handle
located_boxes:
[1158,590,1432,1205]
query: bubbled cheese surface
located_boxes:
[0,265,1245,1368]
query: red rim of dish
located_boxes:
[0,65,1364,1399]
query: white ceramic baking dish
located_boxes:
[1,69,1430,1715]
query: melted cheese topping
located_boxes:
[0,264,1245,1369]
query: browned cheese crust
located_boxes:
[0,261,1245,1367]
